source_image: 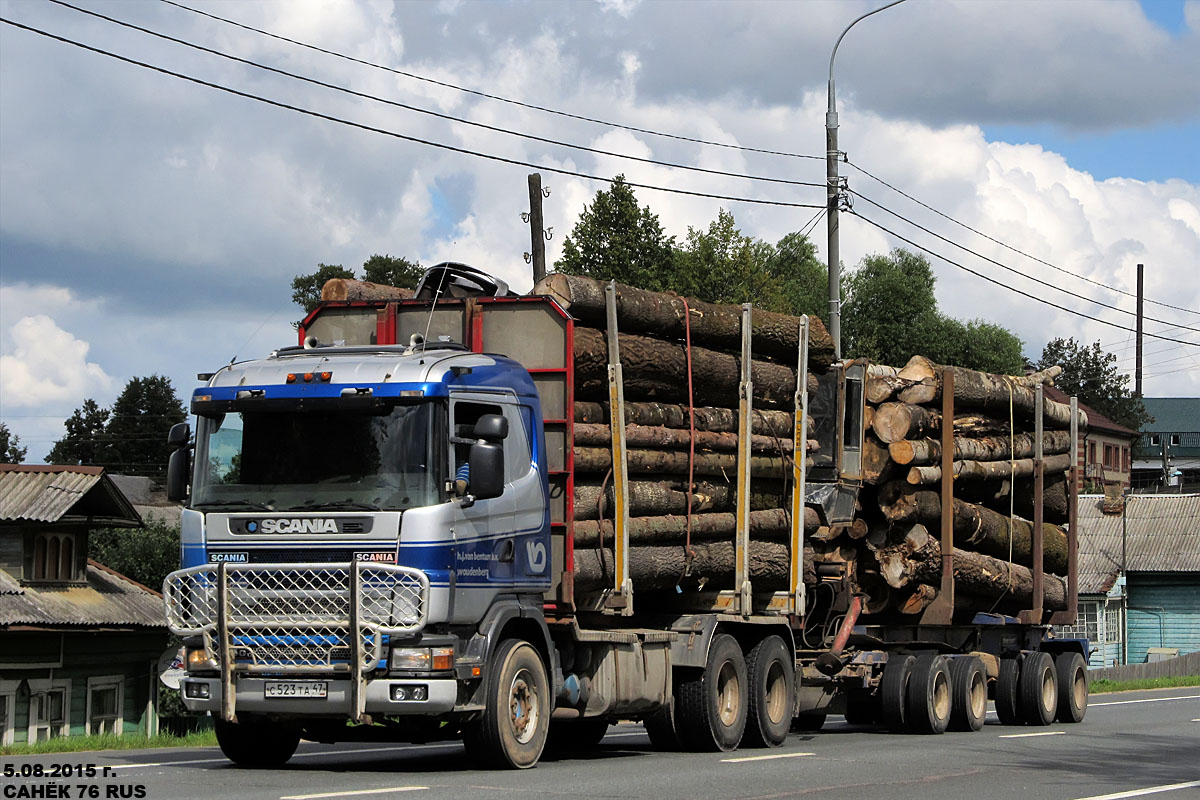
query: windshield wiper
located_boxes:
[288,500,381,511]
[195,499,274,511]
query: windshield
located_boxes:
[192,401,440,512]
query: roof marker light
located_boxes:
[286,374,297,383]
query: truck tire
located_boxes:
[994,656,1022,725]
[881,654,915,733]
[643,703,681,751]
[905,654,952,735]
[743,635,794,748]
[214,718,299,767]
[843,690,880,725]
[1055,652,1088,724]
[948,656,987,732]
[675,633,748,752]
[1019,651,1058,727]
[463,639,550,769]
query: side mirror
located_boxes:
[167,448,190,502]
[468,440,504,500]
[167,422,191,449]
[473,414,508,442]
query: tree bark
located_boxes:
[895,357,1084,428]
[875,530,1066,610]
[574,479,789,520]
[899,584,939,614]
[572,508,817,548]
[574,401,803,437]
[574,423,788,453]
[536,273,835,369]
[905,453,1072,485]
[888,430,1073,466]
[573,540,807,592]
[966,473,1069,524]
[320,278,413,302]
[574,447,789,478]
[871,403,1011,444]
[876,482,1067,574]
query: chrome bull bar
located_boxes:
[163,561,429,722]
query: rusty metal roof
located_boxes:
[1077,493,1200,595]
[0,559,165,629]
[0,465,141,527]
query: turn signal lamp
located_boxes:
[286,373,297,383]
[320,371,333,381]
[431,647,454,671]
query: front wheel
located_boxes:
[675,633,748,752]
[464,639,550,769]
[214,718,300,767]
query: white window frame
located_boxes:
[86,675,124,736]
[0,679,18,746]
[26,678,71,742]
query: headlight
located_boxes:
[186,647,216,670]
[390,647,454,671]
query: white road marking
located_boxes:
[111,743,460,770]
[1090,694,1200,708]
[722,751,815,763]
[1071,780,1200,800]
[998,730,1066,739]
[281,788,427,800]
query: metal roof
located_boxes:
[0,465,141,527]
[1077,493,1200,595]
[1140,398,1200,434]
[0,560,165,629]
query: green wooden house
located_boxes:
[0,465,168,745]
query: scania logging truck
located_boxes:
[163,263,1089,769]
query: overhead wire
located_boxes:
[157,0,827,163]
[0,16,825,212]
[48,0,826,192]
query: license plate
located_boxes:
[264,681,328,698]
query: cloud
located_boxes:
[0,313,113,408]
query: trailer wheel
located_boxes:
[1055,652,1088,724]
[994,656,1023,725]
[948,656,987,732]
[880,654,915,733]
[676,633,747,751]
[214,718,299,767]
[743,636,794,748]
[463,639,550,769]
[643,703,681,751]
[905,654,952,735]
[1019,651,1058,726]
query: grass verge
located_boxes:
[1090,674,1200,694]
[1,730,217,757]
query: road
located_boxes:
[3,687,1198,800]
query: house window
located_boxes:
[1123,447,1130,472]
[1088,442,1096,463]
[1149,434,1161,446]
[0,684,15,746]
[27,680,71,742]
[1055,600,1099,643]
[1169,434,1181,446]
[87,676,124,736]
[30,533,80,582]
[1105,601,1125,656]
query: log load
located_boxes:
[574,447,791,478]
[905,453,1072,485]
[896,357,1083,428]
[574,327,802,408]
[573,423,799,453]
[574,480,788,520]
[888,430,1072,466]
[876,526,1066,611]
[573,541,810,592]
[535,273,835,369]
[870,403,1013,444]
[964,473,1069,524]
[573,508,819,548]
[877,482,1067,574]
[320,278,413,303]
[574,401,804,437]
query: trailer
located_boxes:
[163,263,1088,769]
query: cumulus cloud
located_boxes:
[0,314,113,407]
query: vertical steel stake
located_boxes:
[789,316,810,615]
[605,282,633,614]
[735,304,754,615]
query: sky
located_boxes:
[1,0,1198,463]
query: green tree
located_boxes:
[89,518,180,590]
[1037,337,1150,430]
[100,376,187,478]
[0,422,27,464]
[362,254,422,289]
[47,398,110,466]
[555,175,677,290]
[766,230,828,320]
[673,209,776,304]
[291,262,355,319]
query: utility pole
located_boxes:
[1135,263,1144,397]
[527,173,547,285]
[826,0,906,359]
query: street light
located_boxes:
[826,0,907,358]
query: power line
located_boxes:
[48,0,825,192]
[845,157,1200,317]
[849,189,1200,336]
[0,16,825,212]
[158,0,826,164]
[850,211,1200,348]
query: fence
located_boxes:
[1090,650,1200,682]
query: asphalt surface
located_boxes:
[3,687,1198,800]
